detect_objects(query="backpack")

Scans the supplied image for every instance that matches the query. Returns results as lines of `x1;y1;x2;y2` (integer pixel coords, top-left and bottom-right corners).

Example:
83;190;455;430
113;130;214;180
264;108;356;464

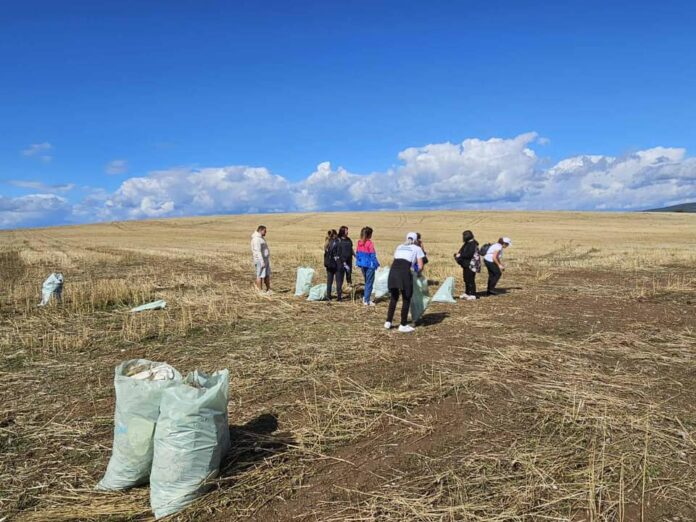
478;243;491;257
469;249;481;273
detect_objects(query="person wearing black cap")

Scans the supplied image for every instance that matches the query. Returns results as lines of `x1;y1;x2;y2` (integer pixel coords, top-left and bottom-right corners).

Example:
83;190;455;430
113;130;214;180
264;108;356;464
385;232;425;333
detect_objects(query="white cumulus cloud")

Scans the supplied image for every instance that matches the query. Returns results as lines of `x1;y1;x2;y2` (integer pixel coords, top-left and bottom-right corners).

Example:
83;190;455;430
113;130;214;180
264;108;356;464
3;132;696;229
538;147;696;210
99;165;293;221
0;194;71;228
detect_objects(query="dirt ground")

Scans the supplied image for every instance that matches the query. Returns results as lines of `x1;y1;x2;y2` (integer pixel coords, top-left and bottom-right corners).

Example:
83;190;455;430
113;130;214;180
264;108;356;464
1;211;695;521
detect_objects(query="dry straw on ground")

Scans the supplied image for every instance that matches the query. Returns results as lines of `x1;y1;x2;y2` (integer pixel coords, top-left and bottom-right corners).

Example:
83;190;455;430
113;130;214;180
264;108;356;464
1;210;695;521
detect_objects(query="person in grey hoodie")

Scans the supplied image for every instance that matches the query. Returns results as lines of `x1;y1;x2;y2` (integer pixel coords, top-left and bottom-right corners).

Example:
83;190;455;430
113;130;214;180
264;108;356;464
251;225;271;292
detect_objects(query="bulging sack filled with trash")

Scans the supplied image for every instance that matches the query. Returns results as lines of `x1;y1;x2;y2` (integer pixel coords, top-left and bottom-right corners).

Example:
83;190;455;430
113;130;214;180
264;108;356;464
431;276;456;303
410;274;431;323
294;267;315;296
150;370;230;519
307;283;328;301
38;272;64;306
97;359;181;491
373;267;390;299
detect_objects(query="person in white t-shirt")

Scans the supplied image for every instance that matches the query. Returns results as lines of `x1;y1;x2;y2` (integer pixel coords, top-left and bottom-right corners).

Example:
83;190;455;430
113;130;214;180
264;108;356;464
385;232;425;333
483;237;511;295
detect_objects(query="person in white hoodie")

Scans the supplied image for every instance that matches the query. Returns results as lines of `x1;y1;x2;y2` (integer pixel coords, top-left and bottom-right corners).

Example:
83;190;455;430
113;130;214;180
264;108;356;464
251;225;271;292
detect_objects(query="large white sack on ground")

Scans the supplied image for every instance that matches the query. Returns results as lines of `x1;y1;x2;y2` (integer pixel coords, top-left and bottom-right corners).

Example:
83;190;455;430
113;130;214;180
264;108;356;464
38;272;64;306
130;299;167;312
431;276;457;303
307;283;328;301
373;267;390;299
294;267;315;296
410;274;431;323
150;370;230;519
97;359;182;491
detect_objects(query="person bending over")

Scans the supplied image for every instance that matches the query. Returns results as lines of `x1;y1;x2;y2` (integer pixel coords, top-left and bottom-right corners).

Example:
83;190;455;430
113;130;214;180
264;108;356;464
484;237;511;296
385;232;425;333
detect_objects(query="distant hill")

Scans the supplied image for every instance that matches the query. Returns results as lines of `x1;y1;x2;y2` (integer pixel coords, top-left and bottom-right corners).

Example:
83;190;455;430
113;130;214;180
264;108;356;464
645;202;696;213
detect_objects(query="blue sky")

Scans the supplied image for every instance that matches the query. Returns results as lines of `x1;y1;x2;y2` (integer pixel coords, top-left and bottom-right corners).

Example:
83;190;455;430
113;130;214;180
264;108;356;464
2;0;696;227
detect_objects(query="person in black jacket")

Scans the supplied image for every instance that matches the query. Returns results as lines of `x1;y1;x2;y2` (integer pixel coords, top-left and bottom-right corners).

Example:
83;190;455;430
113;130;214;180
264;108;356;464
324;229;339;300
335;225;354;301
454;230;479;300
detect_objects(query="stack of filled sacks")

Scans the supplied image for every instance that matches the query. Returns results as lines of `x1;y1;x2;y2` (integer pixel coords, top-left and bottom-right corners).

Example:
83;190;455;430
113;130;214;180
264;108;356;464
97;359;230;519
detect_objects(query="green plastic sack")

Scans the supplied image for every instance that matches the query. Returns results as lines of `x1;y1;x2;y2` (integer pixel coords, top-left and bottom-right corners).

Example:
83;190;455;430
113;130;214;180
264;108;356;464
307;283;328;301
97;359;181;491
294;267;315;296
410;274;431;323
373;267;390;299
431;276;456;303
130;299;167;312
150;370;230;519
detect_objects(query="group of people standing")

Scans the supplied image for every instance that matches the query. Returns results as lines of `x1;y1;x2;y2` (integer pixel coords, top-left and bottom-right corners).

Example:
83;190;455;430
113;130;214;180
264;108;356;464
323;225;385;304
252;225;512;332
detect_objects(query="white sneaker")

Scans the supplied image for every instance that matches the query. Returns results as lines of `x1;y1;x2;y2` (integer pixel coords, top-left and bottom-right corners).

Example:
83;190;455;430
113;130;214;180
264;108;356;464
465;294;477;301
459;293;468;299
364;301;376;306
384;321;392;329
398;324;415;333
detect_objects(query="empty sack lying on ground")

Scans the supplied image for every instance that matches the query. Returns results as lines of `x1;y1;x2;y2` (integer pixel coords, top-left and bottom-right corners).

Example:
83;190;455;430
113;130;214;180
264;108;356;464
130;299;167;312
307;283;328;301
431;276;456;303
410;274;431;323
38;272;64;306
150;369;231;519
373;267;390;299
294;267;315;296
97;359;182;491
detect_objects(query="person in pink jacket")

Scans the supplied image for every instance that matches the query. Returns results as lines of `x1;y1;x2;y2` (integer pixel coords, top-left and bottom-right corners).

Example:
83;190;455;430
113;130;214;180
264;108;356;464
356;226;379;306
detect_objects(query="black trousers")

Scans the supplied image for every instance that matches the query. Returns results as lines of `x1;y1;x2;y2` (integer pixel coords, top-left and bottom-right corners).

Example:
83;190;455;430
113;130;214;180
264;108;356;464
336;264;347;300
485;261;502;293
387;287;413;326
463;267;477;296
326;269;336;299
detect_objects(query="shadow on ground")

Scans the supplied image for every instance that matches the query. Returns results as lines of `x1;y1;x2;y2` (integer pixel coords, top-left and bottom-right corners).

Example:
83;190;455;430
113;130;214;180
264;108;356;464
221;413;294;477
418;312;449;327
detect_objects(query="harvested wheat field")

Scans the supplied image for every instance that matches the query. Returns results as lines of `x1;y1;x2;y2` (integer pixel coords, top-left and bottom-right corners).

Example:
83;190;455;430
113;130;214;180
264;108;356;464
1;210;696;521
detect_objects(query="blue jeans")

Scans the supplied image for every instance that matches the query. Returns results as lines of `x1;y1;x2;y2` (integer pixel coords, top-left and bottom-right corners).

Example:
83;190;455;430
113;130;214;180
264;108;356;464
361;267;376;303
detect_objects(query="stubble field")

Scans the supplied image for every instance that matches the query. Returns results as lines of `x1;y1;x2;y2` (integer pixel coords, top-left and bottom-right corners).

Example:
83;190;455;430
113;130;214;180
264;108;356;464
1;210;696;522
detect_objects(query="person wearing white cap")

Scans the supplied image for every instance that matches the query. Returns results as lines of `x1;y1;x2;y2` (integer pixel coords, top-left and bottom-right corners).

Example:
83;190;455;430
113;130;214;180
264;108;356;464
483;236;511;296
384;232;425;333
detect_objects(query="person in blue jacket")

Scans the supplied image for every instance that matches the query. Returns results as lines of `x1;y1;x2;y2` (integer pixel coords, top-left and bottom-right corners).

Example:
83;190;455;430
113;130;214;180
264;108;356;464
355;226;379;306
